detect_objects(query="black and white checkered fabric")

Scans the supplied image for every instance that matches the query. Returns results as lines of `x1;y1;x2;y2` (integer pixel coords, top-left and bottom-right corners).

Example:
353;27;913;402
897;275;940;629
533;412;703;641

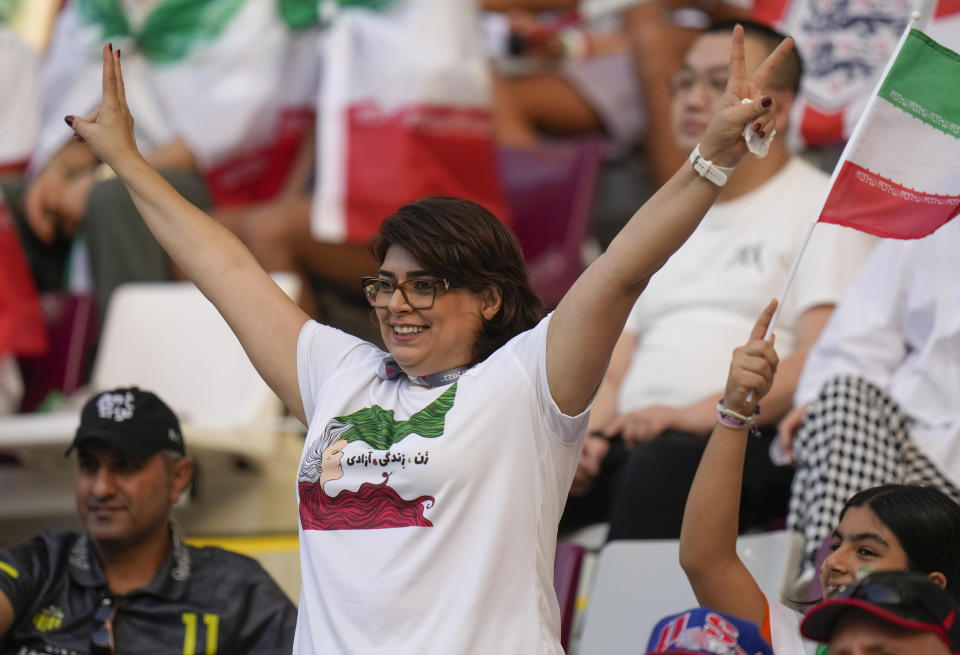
787;374;960;575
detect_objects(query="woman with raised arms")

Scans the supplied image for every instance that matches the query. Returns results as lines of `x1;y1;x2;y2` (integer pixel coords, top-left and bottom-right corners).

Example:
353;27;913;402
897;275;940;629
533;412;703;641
65;30;791;654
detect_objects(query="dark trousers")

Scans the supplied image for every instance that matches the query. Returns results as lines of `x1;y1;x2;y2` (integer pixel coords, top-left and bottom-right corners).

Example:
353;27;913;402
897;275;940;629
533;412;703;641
2;170;210;318
1;178;72;292
561;428;794;541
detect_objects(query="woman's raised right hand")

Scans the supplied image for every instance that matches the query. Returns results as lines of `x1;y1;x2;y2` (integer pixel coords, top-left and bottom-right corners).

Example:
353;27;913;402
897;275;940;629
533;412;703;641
64;44;141;171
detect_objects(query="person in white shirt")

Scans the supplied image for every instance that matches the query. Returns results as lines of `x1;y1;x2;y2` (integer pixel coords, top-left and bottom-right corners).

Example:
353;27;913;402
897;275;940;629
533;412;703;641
679;301;960;655
565;20;875;540
62;30;792;653
777;219;960;586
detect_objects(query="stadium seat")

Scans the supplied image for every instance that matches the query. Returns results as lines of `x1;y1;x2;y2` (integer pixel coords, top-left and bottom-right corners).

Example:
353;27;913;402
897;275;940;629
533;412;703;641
16;292;98;413
577;530;791;655
498;139;603;307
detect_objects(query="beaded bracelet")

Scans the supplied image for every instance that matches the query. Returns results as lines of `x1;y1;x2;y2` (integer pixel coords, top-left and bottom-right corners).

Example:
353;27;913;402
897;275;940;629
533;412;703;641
716;411;751;430
716;399;761;434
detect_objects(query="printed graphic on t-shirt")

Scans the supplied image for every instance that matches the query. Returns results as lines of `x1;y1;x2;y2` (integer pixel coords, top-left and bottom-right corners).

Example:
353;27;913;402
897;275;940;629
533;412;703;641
297;384;457;530
726;242;766;272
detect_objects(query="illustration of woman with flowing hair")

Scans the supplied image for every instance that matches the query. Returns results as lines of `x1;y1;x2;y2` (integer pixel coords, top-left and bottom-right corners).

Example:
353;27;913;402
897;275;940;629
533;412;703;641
297;384;455;530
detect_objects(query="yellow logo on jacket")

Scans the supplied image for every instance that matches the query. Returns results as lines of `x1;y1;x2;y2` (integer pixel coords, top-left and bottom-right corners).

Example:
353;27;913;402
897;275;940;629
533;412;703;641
32;605;63;632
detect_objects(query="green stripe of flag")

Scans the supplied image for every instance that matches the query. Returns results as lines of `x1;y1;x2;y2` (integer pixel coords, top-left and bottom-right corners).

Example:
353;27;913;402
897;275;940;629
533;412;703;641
879;29;960;140
280;0;400;27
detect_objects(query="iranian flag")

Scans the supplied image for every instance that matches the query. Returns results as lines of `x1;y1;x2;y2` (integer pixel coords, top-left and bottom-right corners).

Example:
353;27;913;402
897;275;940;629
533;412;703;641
312;0;508;243
818;28;960;238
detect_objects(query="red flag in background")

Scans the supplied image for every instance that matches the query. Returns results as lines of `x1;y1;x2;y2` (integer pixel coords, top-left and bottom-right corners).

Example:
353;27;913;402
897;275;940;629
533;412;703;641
0;194;47;358
753;0;960;148
312;0;509;244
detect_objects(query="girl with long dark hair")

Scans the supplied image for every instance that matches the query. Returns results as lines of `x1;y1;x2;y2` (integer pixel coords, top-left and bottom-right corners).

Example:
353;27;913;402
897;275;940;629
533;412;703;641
680;302;960;654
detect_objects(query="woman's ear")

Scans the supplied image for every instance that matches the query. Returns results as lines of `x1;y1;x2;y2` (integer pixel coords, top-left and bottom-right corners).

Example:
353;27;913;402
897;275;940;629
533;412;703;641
479;286;502;321
927;571;948;590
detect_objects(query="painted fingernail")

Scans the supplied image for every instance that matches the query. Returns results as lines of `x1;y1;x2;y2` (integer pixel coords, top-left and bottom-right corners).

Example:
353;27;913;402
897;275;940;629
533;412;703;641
116;49;121;58
759;129;766;138
64;116;74;127
108;42;113;52
761;96;772;108
752;122;762;132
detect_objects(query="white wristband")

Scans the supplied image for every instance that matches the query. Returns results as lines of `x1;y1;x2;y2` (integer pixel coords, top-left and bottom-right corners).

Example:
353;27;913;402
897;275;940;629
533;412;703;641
689;144;735;187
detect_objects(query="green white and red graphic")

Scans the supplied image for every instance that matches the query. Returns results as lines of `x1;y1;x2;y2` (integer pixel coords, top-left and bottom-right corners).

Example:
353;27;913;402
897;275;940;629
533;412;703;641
818;29;960;238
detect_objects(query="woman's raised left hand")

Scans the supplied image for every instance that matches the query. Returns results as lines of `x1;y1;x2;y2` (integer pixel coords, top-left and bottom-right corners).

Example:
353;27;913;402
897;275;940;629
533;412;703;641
699;25;794;168
723;299;779;418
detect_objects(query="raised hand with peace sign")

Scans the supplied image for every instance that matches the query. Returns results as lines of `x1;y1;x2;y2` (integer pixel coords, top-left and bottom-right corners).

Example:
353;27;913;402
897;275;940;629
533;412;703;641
698;24;794;168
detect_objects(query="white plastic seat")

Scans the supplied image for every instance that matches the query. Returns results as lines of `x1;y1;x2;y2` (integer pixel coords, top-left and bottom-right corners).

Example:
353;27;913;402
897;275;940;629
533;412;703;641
576;530;791;655
88;275;301;452
0;275;303;523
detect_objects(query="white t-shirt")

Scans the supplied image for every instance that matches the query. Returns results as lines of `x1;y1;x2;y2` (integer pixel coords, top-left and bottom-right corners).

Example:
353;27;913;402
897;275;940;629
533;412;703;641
618;158;875;411
764;593;822;655
293;315;587;654
794;219;960;486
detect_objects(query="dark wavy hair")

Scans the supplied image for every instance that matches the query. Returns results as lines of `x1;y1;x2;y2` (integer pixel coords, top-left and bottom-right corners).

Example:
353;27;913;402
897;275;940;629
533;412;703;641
372;196;545;364
841;484;960;601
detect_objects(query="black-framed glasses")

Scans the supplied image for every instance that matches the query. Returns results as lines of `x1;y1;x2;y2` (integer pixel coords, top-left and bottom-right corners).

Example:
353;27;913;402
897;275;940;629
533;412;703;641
90;596;118;655
361;277;452;309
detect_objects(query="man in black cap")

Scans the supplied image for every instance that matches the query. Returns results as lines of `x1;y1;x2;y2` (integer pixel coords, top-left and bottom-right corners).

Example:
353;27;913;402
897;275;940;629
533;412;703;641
802;570;960;655
0;387;297;654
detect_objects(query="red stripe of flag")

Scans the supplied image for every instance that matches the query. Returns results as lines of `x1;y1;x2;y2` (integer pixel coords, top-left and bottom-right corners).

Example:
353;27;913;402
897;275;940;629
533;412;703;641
752;0;792;27
934;0;960;18
819;161;960;238
800;105;847;147
345;103;509;243
0;202;48;357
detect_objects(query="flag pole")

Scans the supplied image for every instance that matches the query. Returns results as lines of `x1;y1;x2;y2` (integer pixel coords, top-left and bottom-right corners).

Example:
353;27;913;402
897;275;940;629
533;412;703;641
762;11;921;340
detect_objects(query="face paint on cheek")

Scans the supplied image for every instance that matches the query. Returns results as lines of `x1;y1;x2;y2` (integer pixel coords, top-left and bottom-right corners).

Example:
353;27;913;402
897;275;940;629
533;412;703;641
856;566;875;582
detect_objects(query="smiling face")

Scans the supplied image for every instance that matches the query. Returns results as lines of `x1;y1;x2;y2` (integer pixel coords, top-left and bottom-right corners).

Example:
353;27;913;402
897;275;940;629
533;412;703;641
74;443;191;552
820;506;911;598
669;32;776;153
374;245;500;378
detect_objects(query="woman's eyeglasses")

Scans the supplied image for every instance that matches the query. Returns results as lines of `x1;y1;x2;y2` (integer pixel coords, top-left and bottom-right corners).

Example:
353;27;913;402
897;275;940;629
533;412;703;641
361;277;452;309
90;596;118;655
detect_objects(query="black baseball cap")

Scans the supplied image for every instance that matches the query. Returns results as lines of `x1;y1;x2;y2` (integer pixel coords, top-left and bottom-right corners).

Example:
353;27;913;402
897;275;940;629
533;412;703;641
66;387;185;460
801;571;960;653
